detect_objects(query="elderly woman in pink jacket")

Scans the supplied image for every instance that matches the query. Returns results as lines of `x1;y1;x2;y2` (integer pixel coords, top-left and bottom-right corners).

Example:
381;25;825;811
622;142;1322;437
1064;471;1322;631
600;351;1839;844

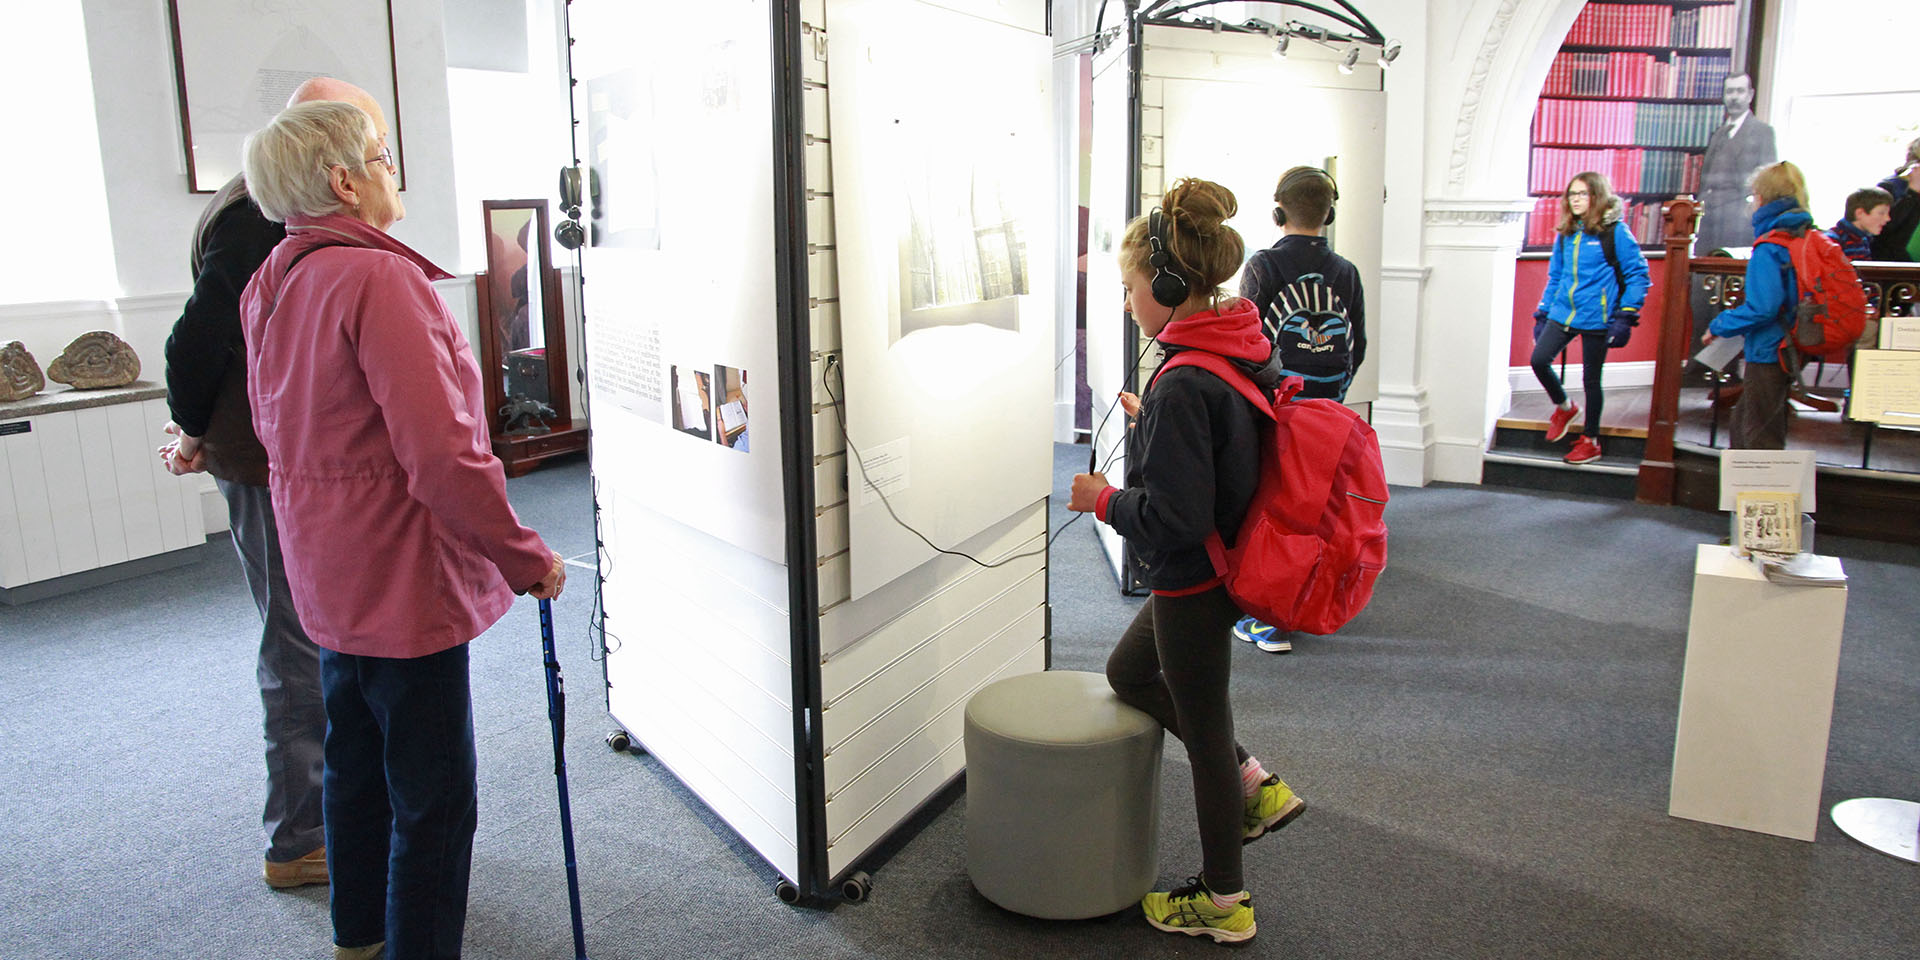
239;100;565;960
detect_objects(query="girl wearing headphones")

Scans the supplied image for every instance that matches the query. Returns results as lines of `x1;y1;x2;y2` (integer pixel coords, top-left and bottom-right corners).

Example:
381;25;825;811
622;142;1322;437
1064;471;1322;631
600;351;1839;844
1530;171;1650;464
1068;178;1298;944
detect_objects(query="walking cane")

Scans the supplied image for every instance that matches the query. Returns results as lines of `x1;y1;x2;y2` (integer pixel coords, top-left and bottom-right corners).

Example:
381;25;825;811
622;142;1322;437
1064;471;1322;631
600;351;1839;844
539;597;591;960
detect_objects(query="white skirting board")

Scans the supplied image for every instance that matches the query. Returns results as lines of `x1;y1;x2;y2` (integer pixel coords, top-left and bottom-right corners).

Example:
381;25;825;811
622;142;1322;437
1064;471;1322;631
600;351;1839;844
1509;360;1657;396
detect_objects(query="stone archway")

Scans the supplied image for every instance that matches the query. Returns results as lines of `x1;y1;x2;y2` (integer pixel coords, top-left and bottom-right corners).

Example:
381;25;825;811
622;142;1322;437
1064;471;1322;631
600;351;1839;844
1385;0;1594;485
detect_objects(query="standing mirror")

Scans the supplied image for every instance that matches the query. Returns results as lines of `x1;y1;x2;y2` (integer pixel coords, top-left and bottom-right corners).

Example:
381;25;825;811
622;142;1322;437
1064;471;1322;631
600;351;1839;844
476;199;588;475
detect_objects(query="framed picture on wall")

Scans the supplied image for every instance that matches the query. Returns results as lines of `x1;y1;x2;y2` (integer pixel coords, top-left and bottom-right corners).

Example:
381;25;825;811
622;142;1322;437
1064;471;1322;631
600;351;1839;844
165;0;405;193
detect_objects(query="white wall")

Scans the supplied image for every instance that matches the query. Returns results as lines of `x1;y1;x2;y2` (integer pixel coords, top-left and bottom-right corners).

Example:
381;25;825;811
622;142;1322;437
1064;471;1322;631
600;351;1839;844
17;0;578;534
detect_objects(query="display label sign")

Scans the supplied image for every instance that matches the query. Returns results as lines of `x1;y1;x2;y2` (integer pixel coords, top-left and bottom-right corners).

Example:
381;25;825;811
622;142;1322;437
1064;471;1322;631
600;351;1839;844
1718;449;1816;512
0;421;28;437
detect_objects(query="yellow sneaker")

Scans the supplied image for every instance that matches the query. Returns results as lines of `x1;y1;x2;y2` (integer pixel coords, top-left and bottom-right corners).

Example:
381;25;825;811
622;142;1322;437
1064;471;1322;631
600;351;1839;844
1141;877;1256;943
1243;774;1305;843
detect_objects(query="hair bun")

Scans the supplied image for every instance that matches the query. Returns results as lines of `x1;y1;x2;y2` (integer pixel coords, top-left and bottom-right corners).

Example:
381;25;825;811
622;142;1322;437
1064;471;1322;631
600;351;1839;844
1164;178;1237;236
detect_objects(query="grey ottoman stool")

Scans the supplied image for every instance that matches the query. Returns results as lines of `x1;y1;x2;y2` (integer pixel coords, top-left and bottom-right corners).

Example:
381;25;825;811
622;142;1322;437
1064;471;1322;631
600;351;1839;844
964;670;1163;919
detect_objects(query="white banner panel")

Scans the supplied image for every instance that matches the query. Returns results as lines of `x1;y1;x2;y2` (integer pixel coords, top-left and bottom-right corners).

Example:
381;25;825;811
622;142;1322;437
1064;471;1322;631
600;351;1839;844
573;0;787;564
826;0;1055;600
1085;43;1133;585
573;0;798;883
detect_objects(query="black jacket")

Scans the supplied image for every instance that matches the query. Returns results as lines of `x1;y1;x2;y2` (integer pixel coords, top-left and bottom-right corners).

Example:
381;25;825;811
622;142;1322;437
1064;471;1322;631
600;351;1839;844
164;175;285;484
1239;234;1367;376
1104;298;1283;593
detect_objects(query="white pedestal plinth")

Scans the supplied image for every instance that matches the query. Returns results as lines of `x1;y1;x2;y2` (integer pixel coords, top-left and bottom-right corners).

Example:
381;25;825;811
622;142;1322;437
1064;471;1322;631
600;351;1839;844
1669;544;1848;841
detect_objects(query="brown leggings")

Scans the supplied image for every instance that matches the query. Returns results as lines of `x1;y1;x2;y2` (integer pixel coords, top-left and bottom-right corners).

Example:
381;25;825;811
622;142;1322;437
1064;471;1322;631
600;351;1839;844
1106;586;1252;894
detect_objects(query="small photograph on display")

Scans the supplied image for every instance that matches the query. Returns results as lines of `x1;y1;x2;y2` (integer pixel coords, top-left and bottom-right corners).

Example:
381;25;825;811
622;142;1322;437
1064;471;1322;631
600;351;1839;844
586;68;662;249
895;152;1031;339
670;364;713;441
713;365;750;453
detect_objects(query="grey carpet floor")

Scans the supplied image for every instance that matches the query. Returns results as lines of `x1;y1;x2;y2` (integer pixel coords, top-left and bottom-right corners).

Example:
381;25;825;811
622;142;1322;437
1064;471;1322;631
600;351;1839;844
1;445;1915;959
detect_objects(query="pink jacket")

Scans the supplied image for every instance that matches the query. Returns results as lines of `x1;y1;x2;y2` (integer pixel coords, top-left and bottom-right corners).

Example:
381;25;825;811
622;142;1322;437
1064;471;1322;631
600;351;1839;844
240;215;551;658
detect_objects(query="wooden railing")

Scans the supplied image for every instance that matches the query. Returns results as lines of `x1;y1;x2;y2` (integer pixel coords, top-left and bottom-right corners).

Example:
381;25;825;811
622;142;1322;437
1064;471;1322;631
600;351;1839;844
1639;198;1920;502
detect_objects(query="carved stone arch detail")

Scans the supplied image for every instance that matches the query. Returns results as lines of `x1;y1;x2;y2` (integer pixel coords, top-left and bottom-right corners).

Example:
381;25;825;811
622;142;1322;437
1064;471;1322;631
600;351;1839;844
1444;0;1588;197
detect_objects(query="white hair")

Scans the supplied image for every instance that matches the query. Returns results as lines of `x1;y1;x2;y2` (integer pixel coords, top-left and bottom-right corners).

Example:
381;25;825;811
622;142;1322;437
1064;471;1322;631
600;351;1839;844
242;101;376;222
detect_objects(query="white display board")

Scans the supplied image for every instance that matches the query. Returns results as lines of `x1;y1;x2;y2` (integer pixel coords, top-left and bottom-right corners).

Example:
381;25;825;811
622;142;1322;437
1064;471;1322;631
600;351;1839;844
1146;25;1386;407
574;0;787;565
1084;43;1135;586
826;0;1056;601
572;0;800;883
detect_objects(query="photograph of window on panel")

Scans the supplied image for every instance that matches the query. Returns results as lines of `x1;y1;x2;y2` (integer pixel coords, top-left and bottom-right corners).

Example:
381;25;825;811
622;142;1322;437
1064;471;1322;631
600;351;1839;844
1524;1;1741;251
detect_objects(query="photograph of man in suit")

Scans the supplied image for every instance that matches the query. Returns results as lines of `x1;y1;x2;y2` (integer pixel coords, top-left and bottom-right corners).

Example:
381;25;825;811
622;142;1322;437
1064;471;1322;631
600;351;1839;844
1688;74;1779;371
1696;74;1778;256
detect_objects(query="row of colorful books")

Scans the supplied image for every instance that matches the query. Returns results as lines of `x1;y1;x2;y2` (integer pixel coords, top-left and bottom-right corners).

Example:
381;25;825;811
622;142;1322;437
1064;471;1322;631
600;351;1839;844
1524;196;1668;249
1529;146;1704;196
1543;51;1732;101
1563;2;1738;49
1533;100;1723;149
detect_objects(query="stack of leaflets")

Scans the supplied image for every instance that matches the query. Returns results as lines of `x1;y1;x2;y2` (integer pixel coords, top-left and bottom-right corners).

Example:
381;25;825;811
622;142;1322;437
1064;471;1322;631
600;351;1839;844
1749;551;1847;587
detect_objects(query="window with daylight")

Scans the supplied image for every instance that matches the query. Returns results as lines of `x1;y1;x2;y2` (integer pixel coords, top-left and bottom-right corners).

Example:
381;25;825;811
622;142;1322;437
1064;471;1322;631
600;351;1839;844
1;1;119;305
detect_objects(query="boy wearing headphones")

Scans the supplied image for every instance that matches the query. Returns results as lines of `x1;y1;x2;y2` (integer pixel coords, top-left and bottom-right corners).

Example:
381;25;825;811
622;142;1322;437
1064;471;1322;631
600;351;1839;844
1233;166;1365;656
1240;166;1366;403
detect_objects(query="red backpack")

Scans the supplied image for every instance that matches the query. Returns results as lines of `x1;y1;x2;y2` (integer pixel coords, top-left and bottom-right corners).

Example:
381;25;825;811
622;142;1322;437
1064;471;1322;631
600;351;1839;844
1151;352;1389;635
1755;227;1868;361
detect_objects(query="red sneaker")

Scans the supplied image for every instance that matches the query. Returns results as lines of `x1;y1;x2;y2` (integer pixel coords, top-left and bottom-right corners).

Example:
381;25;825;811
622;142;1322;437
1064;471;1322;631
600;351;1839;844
1565;435;1602;464
1546;404;1580;442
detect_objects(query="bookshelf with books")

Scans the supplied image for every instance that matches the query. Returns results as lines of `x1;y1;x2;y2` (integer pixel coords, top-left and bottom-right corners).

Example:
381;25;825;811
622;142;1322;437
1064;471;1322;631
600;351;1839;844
1524;1;1741;251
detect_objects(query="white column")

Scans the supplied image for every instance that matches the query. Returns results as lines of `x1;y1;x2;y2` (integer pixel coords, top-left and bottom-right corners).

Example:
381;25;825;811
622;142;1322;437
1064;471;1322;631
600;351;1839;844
1373;265;1434;484
1419;198;1533;483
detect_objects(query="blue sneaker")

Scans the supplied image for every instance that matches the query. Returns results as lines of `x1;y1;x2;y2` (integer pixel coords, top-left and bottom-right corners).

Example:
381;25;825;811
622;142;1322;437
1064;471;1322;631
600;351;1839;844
1232;616;1292;654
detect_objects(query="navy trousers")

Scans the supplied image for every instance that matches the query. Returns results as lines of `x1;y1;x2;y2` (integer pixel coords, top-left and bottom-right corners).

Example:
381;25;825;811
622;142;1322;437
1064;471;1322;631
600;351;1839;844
320;643;478;960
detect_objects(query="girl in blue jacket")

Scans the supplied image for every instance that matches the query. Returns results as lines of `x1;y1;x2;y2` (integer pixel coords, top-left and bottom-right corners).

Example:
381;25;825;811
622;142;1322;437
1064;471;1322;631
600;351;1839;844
1530;172;1650;464
1703;162;1812;450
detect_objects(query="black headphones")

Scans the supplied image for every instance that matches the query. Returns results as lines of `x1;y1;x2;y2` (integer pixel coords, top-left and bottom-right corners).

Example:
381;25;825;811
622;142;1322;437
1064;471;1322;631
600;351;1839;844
1272;166;1339;228
1146;208;1191;308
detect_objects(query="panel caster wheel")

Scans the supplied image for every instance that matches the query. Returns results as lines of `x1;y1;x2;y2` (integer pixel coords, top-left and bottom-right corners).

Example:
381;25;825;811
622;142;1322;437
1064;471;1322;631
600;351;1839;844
774;879;801;904
840;871;872;903
605;730;632;753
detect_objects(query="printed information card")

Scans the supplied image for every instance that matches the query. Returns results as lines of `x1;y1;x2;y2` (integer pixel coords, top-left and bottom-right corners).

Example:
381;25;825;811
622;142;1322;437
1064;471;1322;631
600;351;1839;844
1718;449;1816;512
1847;349;1920;425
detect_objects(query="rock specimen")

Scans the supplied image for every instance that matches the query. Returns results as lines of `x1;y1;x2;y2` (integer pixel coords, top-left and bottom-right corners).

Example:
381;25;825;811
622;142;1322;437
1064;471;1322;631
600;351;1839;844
46;331;141;390
2;340;45;401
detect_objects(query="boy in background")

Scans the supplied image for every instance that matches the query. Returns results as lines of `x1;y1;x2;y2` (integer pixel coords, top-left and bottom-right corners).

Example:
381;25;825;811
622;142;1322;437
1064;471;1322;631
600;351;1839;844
1240;166;1366;403
1828;185;1892;261
1233;166;1365;655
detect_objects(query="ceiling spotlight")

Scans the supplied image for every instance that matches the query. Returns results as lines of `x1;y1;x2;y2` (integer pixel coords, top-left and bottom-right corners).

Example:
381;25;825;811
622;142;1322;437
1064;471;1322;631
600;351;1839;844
1338;44;1360;74
1273;33;1290;59
1378;40;1402;68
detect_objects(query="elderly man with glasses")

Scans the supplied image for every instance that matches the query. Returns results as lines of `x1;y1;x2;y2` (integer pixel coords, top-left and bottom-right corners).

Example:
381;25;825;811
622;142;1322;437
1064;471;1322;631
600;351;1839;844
159;77;396;897
236;99;566;960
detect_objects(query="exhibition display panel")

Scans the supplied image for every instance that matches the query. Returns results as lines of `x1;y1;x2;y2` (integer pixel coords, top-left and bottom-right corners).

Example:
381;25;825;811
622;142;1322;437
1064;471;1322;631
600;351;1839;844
569;0;1053;903
1084;14;1388;590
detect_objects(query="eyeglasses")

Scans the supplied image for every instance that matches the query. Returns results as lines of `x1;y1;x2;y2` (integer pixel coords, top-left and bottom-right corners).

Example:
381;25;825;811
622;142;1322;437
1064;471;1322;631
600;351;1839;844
1565;189;1590;198
336;148;395;176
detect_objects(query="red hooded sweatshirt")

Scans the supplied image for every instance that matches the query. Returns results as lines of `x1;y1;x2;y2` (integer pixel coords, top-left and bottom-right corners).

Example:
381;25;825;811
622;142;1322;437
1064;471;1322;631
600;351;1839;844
1095;297;1282;594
